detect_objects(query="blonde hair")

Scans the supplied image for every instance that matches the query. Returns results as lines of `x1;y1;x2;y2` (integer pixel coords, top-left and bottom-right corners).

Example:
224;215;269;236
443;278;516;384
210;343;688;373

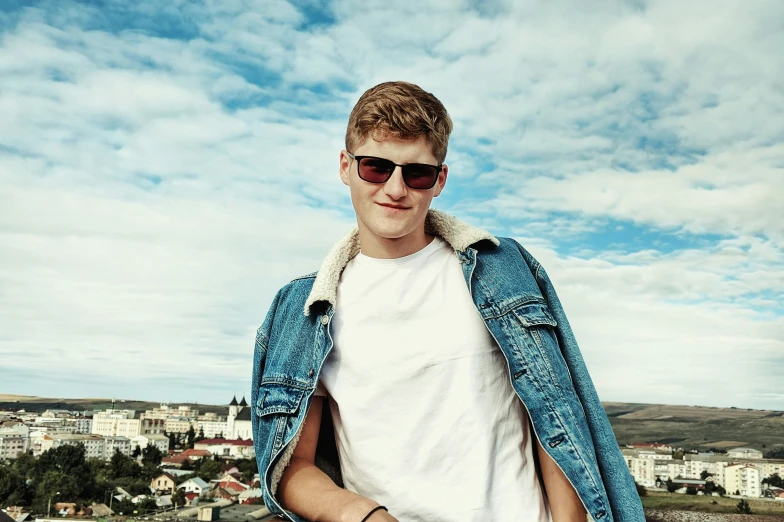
345;81;453;163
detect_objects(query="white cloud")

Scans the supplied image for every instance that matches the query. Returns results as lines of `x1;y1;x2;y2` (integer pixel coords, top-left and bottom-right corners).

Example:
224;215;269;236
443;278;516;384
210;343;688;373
0;0;781;409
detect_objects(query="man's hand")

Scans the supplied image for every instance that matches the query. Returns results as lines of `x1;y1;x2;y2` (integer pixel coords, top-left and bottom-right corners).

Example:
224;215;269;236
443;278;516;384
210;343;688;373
278;396;396;522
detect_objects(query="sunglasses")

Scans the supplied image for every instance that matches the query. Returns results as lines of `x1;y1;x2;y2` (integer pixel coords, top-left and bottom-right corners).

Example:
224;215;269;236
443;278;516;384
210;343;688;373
347;152;442;190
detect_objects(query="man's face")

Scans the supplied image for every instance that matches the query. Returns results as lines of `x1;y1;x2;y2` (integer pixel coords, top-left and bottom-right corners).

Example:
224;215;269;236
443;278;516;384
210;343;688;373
339;135;448;248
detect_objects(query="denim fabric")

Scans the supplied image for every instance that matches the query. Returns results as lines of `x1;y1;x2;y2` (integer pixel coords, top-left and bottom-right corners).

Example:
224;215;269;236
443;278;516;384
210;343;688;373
251;237;645;522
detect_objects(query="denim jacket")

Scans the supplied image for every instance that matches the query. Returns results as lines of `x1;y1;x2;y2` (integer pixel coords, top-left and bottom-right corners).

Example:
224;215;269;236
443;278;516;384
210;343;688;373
251;209;644;522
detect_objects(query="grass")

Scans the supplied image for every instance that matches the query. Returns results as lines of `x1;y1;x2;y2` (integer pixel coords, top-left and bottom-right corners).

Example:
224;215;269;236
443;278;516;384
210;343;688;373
604;402;784;452
642;491;784;514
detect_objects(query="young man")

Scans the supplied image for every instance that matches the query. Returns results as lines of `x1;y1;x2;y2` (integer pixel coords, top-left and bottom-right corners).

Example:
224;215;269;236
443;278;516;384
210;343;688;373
251;82;645;522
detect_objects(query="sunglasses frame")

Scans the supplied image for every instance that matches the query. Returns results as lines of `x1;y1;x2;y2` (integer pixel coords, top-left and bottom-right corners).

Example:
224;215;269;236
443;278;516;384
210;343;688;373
347;152;443;190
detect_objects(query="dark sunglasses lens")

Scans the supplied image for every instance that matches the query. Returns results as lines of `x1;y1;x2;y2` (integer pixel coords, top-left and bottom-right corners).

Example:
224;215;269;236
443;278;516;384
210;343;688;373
403;164;439;189
358;157;394;183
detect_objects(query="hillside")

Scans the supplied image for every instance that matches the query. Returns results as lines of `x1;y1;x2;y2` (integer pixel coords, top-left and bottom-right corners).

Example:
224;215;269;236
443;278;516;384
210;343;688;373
604;402;784;453
2;395;783;453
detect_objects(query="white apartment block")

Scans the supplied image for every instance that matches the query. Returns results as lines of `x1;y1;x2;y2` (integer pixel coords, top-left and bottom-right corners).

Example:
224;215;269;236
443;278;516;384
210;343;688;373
197;416;228;439
725;464;762;497
92;410;141;438
43;433;106;460
0;430;29;459
625;456;657;487
142;404;199;421
141;418;166;435
73;417;93;434
131;434;169;455
104;436;132;459
164;417;195;434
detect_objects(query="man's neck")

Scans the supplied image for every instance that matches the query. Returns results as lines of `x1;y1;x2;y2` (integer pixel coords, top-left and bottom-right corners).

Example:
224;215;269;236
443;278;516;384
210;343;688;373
357;226;435;260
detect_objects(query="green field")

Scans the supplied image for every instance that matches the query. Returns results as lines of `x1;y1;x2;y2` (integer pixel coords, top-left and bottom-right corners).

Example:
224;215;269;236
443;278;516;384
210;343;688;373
604;402;784;453
642;491;784;515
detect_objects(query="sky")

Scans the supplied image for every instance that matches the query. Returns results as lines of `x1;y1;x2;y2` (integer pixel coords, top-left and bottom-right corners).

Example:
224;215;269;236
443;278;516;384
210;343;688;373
0;0;782;411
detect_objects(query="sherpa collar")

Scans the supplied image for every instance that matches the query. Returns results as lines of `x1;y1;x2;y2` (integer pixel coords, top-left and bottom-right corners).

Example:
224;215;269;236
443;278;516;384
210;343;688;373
303;209;500;315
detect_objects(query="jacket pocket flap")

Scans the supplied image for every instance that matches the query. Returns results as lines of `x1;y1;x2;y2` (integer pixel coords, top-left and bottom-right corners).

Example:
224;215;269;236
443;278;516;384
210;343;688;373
256;382;306;416
513;302;558;328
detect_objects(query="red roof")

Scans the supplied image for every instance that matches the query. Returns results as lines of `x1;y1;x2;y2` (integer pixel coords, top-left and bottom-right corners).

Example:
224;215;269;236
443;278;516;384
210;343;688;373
180;449;212;458
218;481;245;493
184;492;199;500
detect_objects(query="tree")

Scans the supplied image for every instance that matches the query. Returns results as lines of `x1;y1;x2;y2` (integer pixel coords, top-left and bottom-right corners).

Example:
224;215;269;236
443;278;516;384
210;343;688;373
34;444;93;499
135;496;159;515
762;473;783;488
0;462;32;507
181;459;193;471
33;471;79;514
765;447;784;459
109;449;142;479
141;444;164;466
185;426;196;449
172;488;187;507
736;498;752;514
196;427;205;442
700;470;714;480
666;478;678;493
686;487;698;495
198;459;222;481
167;432;177;451
131;445;142;459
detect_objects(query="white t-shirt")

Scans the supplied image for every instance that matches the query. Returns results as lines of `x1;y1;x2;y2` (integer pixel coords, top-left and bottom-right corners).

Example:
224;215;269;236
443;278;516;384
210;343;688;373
315;237;552;522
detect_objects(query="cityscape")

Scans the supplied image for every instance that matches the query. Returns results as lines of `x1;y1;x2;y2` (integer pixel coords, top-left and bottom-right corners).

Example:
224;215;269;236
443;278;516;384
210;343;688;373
2;397;784;520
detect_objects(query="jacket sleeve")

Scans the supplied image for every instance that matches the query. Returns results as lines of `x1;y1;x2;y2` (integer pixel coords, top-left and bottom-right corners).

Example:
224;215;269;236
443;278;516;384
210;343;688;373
514;242;645;521
251;290;281;471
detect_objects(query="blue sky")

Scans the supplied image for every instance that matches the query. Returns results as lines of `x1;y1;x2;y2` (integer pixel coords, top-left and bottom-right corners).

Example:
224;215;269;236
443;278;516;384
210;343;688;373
0;0;782;410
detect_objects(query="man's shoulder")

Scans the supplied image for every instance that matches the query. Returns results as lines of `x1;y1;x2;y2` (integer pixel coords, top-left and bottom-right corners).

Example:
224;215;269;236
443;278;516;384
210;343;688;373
476;236;541;274
275;271;318;303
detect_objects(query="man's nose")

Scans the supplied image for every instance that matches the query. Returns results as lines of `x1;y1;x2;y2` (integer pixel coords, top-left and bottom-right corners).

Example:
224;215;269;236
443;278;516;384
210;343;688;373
383;166;408;199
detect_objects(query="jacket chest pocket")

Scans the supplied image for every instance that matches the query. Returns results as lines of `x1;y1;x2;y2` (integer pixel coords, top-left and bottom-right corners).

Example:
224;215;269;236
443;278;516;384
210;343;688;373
256;382;307;453
510;302;568;394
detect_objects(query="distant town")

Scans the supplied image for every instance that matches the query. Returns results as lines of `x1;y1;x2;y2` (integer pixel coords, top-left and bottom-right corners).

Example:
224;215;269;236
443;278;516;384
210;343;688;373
0;396;269;521
1;398;784;521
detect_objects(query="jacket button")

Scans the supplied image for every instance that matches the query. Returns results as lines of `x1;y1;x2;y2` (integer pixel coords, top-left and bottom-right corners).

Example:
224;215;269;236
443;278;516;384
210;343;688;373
320;315;329;325
308;369;314;378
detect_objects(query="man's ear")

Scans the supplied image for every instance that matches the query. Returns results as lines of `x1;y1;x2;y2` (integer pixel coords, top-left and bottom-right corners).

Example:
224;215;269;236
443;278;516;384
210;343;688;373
339;150;351;187
433;163;448;197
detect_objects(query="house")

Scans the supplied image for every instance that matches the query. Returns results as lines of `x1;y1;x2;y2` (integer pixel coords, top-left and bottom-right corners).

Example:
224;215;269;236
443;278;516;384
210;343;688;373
151;472;176;494
237;488;263;504
184;492;200;506
162;448;212;467
53;503;78;517
213;488;236;501
177;477;210;497
669;478;707;494
194;438;255;459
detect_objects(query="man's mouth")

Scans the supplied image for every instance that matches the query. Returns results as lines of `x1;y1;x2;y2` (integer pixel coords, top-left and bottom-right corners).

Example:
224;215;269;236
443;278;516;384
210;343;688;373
377;203;408;210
